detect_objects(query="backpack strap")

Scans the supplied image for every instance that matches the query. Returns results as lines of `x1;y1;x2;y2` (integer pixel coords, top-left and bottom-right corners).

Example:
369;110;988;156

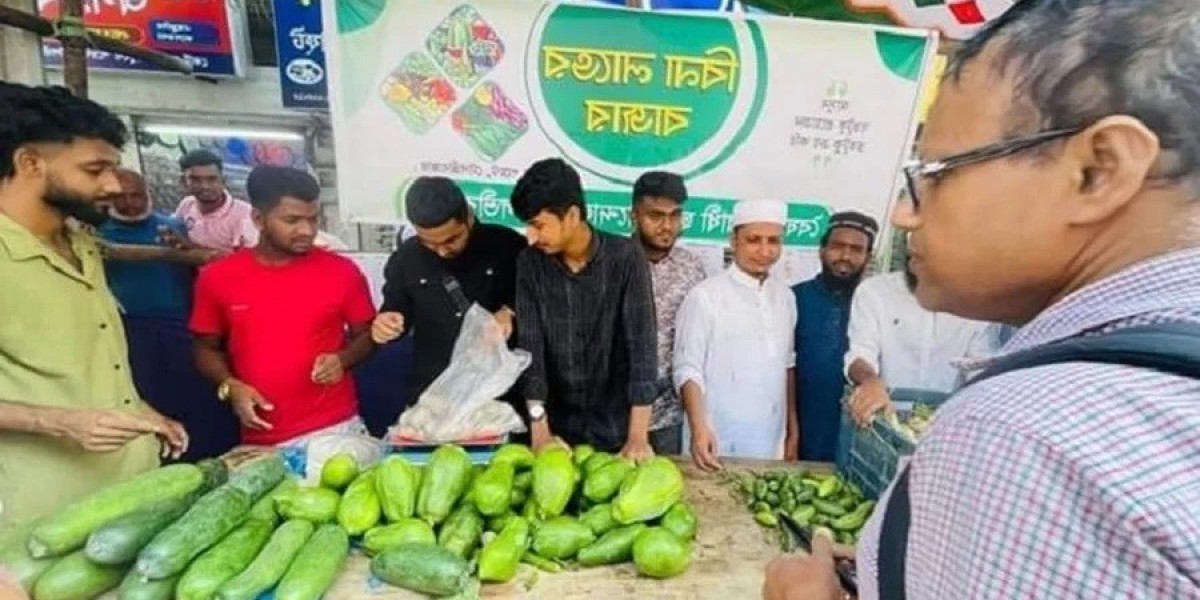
876;322;1200;600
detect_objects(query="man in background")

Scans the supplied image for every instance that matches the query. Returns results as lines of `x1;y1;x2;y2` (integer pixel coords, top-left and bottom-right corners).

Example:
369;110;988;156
172;149;257;253
0;83;186;531
631;171;706;455
844;257;997;425
191;165;376;447
674;200;797;468
98;169;237;459
510;158;658;460
371;176;525;414
792;211;877;461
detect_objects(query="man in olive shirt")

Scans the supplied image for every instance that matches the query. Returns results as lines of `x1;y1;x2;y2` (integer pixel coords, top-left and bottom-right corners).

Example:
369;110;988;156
0;84;187;531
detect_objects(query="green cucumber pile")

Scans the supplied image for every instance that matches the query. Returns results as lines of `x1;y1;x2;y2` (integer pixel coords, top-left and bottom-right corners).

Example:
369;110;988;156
1;444;699;600
0;456;344;600
724;470;875;548
366;443;698;597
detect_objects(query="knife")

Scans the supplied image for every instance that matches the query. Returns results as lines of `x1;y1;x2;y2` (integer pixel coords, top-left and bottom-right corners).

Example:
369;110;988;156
777;510;858;596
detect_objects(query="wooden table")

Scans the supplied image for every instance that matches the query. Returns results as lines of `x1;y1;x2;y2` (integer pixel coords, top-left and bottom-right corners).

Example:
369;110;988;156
323;458;832;600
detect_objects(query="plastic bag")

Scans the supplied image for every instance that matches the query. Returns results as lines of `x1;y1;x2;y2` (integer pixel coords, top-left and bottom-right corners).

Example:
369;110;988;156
390;304;529;443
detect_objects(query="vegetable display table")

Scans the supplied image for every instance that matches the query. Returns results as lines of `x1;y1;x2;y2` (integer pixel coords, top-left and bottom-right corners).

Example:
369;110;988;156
320;458;832;600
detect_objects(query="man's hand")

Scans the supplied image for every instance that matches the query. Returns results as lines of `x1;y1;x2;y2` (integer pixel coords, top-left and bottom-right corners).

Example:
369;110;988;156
157;226;196;250
46;408;162;453
849;377;892;426
142;408;189;459
762;528;843;600
493;308;515;341
784;432;799;462
311;353;345;385
689;420;722;472
371;312;405;344
228;381;274;431
529;421;569;453
619;436;655;463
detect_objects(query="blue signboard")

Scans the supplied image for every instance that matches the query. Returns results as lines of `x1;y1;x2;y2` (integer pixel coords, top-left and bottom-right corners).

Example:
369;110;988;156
273;0;328;110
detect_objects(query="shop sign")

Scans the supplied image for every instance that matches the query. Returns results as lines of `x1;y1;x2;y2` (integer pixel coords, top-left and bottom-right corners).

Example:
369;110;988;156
273;0;328;110
37;0;247;77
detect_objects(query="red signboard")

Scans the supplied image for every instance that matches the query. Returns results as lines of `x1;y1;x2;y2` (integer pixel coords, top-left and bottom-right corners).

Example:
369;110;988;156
37;0;244;77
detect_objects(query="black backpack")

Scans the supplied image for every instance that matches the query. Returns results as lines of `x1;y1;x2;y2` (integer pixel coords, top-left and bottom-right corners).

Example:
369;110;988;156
877;322;1200;600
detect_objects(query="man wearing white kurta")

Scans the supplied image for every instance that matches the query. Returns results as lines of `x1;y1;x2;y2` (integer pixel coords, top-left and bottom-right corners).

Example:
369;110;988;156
844;262;999;424
673;199;798;469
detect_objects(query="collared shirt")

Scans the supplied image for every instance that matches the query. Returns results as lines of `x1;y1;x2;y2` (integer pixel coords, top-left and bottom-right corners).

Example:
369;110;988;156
98;213;194;319
515;228;658;452
174;192;258;252
647;245;706;431
792;276;854;461
380;223;526;400
844;271;996;394
0;214;158;530
673;266;797;459
856;248;1200;600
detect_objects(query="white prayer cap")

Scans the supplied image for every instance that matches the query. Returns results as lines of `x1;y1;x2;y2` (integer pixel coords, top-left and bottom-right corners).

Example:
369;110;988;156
732;199;788;227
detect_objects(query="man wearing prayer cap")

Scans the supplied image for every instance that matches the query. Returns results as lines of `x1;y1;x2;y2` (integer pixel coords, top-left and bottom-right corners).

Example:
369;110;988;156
791;209;878;461
673;199;799;469
372;176;526;409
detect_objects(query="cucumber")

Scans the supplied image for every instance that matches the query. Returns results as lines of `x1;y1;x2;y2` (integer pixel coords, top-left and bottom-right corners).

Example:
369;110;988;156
136;485;253;579
247;479;297;525
274;524;349;600
29;464;205;558
90;459;232;565
226;456;286;501
216;519;313;600
32;550;126;600
369;543;471;597
175;518;274;600
85;495;194;566
0;523;55;592
117;570;179;600
196;459;230;491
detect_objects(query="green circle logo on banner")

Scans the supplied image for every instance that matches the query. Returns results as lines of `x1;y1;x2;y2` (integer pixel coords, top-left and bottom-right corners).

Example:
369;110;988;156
525;3;768;185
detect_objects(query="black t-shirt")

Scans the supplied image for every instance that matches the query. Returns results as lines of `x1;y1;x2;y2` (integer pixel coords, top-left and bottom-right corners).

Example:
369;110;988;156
380;223;526;398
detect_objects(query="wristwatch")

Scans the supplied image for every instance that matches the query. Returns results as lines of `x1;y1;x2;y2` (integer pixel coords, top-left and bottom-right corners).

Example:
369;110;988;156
527;402;546;422
217;379;234;403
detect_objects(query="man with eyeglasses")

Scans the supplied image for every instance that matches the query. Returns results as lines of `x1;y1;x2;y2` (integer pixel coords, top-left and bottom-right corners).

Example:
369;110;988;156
371;177;526;412
764;1;1200;598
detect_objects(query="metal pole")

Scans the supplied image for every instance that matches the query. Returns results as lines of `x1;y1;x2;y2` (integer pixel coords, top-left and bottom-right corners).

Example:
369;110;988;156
59;0;86;97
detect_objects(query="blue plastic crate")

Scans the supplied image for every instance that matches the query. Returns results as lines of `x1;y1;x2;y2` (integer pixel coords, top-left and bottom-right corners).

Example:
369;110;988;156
835;387;949;500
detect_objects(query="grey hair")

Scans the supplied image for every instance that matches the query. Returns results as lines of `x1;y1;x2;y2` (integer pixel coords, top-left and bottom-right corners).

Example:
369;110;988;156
948;0;1200;194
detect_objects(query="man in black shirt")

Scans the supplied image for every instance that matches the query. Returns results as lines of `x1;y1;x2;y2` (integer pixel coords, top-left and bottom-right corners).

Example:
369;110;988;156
510;158;658;460
372;177;526;406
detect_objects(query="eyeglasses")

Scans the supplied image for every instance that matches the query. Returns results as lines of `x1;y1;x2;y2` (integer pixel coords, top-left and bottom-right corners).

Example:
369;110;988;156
902;127;1084;211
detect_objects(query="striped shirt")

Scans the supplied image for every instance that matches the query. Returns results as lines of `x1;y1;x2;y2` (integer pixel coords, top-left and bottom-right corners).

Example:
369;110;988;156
856;248;1200;599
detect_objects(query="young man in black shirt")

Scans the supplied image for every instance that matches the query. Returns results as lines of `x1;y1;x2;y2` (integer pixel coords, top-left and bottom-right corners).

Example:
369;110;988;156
509;158;658;461
372;177;526;406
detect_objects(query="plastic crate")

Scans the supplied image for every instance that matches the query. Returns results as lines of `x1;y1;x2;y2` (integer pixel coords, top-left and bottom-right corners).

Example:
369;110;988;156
835;387;949;500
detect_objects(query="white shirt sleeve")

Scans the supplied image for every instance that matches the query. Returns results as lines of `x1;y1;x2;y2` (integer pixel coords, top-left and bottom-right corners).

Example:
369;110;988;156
673;286;711;395
844;277;884;381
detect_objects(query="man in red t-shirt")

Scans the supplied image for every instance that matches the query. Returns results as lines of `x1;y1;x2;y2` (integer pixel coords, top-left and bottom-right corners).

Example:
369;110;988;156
190;166;376;446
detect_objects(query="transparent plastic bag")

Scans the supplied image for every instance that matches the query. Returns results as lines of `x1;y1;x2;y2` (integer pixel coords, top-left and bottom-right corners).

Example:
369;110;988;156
390;304;530;443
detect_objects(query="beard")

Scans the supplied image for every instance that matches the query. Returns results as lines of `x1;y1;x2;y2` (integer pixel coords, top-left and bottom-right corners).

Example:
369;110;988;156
819;266;863;296
45;181;108;227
